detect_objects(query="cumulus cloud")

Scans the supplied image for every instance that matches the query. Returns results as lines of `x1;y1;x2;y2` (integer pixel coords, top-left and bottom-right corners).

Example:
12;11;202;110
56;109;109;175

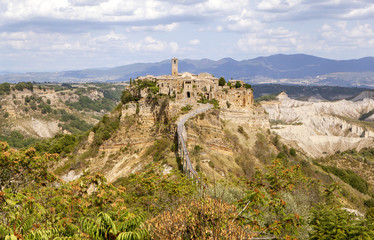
320;21;374;48
1;0;374;71
342;3;374;19
256;0;302;12
0;30;177;53
189;39;200;45
126;23;179;32
237;26;308;54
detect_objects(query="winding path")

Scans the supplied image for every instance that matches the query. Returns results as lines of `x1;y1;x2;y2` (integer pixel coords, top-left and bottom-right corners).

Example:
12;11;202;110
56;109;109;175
176;104;213;181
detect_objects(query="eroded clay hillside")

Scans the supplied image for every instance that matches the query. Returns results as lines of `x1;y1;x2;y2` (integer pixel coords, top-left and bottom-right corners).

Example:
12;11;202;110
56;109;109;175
0;82;125;148
261;92;374;157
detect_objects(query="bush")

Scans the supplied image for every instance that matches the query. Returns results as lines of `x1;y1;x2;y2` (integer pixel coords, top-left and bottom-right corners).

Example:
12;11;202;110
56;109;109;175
237;125;248;139
3;112;9;118
149;87;159;94
15;82;33;91
316;163;369;194
66;95;113;112
255;94;278;103
121;90;135;104
310;206;374;239
364;198;374;208
219;77;226;86
181;105;192;113
290;147;297;156
136;102;140;114
235;81;242;88
38;102;52;114
30;101;37;110
91;111;122;148
61;119;92;134
0;82;11;95
144;138;171;162
244;83;252;89
0;131;38;149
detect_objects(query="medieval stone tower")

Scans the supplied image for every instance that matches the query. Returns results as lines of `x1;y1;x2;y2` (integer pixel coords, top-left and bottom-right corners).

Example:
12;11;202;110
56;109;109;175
172;57;178;76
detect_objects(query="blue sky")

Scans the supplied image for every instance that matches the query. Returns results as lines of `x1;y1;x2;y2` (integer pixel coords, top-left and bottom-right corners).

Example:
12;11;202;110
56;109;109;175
0;0;374;72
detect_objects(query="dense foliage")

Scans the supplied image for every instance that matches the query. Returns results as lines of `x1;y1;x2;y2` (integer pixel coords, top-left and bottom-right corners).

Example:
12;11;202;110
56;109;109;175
314;162;369;194
0;83;10;95
255;94;278;103
66;95;114;112
14;82;33;91
0;131;38;149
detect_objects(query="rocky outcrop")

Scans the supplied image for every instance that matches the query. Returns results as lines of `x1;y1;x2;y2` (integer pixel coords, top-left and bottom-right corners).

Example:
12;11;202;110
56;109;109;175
262;93;374;157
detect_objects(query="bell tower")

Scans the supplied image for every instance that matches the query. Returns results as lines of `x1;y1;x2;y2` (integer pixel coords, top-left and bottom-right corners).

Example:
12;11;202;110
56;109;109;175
171;57;178;76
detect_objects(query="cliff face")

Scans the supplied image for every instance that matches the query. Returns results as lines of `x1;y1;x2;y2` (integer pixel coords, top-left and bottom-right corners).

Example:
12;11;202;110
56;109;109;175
72;96;179;182
62;92;271;182
261;93;374;157
182;104;271;180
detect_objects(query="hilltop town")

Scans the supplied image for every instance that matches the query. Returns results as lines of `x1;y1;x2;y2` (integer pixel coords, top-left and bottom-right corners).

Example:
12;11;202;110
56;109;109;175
136;58;254;109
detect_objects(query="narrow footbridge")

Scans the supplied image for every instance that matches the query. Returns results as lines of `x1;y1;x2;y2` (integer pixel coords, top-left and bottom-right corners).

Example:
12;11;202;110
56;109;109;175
176;104;213;181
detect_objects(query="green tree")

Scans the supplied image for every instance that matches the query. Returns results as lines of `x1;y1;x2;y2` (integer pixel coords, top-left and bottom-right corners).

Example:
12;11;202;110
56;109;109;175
0;83;11;95
218;77;226;86
244;83;252;89
121;90;134;104
235;81;242;88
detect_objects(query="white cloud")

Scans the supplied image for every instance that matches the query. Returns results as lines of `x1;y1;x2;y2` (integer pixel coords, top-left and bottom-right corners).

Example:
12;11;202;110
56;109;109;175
0;31;176;53
237;26;323;54
216;25;223;32
226;9;263;32
126;23;179;32
319;21;374;49
170;42;179;52
257;0;301;12
189;39;200;45
342;3;374;19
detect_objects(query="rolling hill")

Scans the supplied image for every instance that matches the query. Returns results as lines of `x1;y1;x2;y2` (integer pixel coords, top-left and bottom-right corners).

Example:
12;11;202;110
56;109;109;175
1;54;374;87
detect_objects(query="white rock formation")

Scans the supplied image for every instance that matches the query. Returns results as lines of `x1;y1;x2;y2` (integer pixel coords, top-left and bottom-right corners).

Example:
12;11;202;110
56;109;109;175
262;93;374;157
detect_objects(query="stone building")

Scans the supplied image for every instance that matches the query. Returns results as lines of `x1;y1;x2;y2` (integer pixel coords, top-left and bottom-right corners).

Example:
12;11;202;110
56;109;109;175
136;58;254;108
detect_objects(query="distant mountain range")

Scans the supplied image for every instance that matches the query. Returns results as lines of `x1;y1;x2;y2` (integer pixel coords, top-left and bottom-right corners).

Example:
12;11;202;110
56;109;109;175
1;54;374;88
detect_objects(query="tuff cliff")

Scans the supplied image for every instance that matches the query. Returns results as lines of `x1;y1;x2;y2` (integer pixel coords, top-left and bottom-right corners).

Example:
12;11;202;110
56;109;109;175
59;85;270;182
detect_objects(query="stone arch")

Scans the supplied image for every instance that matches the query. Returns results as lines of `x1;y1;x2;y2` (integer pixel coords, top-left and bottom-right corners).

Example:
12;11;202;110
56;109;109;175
187;91;191;98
